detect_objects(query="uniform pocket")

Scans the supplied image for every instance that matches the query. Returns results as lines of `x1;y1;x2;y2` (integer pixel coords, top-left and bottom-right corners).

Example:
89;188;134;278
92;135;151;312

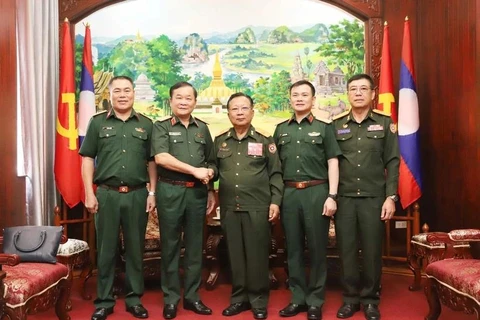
217;149;234;171
131;129;148;154
98;128;117;151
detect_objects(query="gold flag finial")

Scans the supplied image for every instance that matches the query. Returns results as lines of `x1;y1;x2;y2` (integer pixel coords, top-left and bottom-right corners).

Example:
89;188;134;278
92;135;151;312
384;21;388;26
405;16;409;21
64;17;69;22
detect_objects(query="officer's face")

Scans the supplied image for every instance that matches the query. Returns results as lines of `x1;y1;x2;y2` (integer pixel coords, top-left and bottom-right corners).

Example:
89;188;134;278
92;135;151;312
109;79;135;113
290;84;315;114
347;79;375;109
227;96;254;128
170;86;196;118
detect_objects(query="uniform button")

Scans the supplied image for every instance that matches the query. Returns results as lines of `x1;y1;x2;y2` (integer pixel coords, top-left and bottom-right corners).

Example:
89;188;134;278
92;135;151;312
123;134;126;137
174;140;177;143
122;166;125;169
342;138;345;140
188;141;191;144
238;152;241;155
106;134;109;137
236;196;239;199
235;185;238;187
238;141;241;144
299;127;302;130
190;155;193;157
357;192;360;195
359;124;361;127
311;140;315;143
236;173;239;176
237;163;240;165
357;189;360;191
122;149;126;153
358;137;361;140
357;164;361;167
120;181;124;184
358;150;361;153
374;135;377;138
357;178;360;181
296;169;300;172
296;155;299;158
297;141;300;143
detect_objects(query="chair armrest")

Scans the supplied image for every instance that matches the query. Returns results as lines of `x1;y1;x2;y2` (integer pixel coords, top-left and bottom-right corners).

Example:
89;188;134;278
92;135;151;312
449;229;480;241
0;253;21;267
427;229;480;259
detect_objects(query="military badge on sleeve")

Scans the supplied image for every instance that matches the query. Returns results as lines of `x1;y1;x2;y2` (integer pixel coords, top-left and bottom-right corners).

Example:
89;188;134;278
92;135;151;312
268;143;277;154
390;123;397;133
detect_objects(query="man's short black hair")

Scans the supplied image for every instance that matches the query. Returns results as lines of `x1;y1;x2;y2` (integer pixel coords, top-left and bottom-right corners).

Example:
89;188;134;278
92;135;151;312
108;75;134;89
346;73;375;89
226;92;254;110
169;81;198;99
289;80;315;95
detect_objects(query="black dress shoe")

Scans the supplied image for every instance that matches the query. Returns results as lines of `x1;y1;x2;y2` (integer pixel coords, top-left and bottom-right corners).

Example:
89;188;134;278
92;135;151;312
91;307;114;320
279;303;308;317
126;304;149;319
337;303;360;318
183;300;212;315
252;308;268;319
363;304;380;320
307;306;322;320
163;304;177;319
222;302;251;316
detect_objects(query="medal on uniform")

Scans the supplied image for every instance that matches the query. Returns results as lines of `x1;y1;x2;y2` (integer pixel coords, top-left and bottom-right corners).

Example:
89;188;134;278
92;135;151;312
343;123;348;128
268;143;277;154
221;142;227;148
248;142;263;156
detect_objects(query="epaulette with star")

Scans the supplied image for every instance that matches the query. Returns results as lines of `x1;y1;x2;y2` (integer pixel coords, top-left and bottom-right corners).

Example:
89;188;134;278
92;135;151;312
93;110;107;117
314;116;332;124
156;115;172;122
255;127;273;138
215;128;230;137
332;110;349;121
372;108;390;117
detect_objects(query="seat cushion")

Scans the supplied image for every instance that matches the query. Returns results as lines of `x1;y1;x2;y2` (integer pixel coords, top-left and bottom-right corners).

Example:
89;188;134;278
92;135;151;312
57;238;89;256
411;232;469;249
426;259;480;305
3;262;69;308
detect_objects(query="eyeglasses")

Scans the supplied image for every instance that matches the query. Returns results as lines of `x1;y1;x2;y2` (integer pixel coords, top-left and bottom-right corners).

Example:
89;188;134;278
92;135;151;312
229;107;252;113
348;87;372;94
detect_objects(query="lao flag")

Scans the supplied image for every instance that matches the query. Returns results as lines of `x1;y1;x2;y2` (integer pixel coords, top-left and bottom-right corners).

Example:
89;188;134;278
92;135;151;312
398;17;422;209
78;24;96;145
54;19;83;208
377;22;397;124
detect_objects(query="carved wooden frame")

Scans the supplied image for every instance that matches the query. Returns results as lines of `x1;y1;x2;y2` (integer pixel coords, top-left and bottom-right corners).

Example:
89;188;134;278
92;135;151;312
58;0;383;85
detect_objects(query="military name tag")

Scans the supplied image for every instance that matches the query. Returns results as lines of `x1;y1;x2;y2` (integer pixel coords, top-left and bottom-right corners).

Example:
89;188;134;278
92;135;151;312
337;128;351;134
367;124;383;131
135;127;145;133
168;132;181;136
308;132;321;136
247;142;263;156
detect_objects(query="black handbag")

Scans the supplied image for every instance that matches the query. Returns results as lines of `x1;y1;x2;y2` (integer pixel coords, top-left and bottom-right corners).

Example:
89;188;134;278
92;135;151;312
2;226;63;263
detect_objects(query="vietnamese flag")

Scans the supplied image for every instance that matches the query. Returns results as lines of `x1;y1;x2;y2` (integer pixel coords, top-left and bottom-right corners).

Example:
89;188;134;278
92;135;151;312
377;21;397;124
54;18;83;208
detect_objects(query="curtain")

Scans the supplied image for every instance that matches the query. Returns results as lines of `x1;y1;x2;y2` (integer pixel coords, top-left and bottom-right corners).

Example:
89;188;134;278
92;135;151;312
16;0;59;225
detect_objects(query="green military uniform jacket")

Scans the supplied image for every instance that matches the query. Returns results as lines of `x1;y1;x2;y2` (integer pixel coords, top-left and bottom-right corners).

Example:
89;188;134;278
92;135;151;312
214;126;284;211
79;109;153;186
273;113;342;180
333;109;400;197
151;115;216;181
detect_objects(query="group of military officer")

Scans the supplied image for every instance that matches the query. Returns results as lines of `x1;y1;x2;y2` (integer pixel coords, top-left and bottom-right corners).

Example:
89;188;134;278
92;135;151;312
80;73;399;320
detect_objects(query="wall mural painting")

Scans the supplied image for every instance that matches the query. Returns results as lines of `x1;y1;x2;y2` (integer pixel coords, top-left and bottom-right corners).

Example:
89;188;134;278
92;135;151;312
76;0;365;136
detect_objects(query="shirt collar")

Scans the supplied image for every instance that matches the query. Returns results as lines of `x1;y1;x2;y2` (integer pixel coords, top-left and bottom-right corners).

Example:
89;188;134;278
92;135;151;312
106;108;139;120
170;115;199;127
287;112;314;124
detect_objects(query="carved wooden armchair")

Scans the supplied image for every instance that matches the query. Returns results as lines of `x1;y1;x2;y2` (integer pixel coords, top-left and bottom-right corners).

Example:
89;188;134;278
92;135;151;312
424;229;480;320
0;235;71;320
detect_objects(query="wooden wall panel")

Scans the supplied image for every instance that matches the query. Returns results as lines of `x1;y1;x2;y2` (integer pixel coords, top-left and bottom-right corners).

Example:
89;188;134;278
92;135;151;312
0;0;26;229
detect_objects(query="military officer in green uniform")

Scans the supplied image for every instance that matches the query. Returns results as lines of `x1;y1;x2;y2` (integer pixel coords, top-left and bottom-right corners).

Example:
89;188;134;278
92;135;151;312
215;93;284;320
274;80;342;320
333;74;399;320
80;76;157;320
151;82;216;320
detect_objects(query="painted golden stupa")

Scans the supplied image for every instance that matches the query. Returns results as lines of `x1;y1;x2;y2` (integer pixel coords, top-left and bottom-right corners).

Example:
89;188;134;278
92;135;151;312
197;53;234;111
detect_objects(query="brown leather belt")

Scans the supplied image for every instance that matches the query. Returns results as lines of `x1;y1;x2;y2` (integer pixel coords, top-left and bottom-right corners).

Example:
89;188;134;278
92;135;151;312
99;184;145;193
158;177;201;188
284;179;327;189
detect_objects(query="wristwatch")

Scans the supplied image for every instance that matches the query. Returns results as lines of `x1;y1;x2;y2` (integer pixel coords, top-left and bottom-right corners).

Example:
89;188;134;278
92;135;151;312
328;193;338;201
148;191;156;196
388;194;399;202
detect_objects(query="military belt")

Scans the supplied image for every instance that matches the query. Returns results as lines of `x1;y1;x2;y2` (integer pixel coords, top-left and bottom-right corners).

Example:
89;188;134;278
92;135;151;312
284;179;327;189
158;177;202;188
99;184;146;193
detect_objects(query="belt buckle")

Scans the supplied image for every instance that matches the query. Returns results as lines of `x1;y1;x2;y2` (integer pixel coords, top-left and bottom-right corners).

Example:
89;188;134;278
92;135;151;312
119;186;129;193
297;182;306;189
185;182;195;188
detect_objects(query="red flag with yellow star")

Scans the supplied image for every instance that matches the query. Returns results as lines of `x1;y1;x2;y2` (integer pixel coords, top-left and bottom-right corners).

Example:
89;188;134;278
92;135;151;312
377;21;397;124
54;19;83;208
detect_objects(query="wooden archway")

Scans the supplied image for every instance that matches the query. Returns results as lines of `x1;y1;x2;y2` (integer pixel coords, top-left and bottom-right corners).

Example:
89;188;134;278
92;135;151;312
58;0;383;84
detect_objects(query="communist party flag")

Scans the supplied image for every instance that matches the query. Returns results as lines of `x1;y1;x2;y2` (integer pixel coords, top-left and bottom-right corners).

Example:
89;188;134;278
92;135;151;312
377;21;397;124
398;17;422;209
54;19;83;208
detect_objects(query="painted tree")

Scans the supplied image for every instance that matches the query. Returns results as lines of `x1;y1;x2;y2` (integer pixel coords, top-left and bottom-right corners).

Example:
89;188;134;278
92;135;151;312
146;35;188;112
315;19;364;78
224;73;253;96
268;70;291;112
191;72;212;92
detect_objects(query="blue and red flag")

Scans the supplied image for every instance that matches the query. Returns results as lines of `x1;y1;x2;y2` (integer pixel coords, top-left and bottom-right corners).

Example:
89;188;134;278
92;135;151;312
54;19;83;208
78;23;96;146
398;17;422;209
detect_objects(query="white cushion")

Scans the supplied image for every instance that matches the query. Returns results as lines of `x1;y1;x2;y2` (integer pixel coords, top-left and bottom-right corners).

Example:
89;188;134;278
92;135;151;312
57;239;89;256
